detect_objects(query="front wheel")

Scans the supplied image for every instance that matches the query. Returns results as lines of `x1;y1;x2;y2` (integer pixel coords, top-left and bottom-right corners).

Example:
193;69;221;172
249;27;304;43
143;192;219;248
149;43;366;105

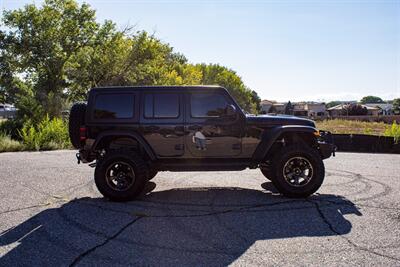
270;145;325;198
94;150;148;202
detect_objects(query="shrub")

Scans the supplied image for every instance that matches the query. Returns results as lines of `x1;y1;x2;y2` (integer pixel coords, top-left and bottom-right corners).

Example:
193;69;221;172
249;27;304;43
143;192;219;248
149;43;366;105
0;134;25;152
0;119;24;140
19;115;71;151
384;122;400;144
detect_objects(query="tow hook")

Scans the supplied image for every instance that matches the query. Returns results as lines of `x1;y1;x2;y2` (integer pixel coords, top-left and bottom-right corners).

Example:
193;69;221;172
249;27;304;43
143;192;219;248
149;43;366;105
76;153;81;164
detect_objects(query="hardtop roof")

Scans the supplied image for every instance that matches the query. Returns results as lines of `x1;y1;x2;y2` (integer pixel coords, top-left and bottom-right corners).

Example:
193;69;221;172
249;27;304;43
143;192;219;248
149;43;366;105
90;85;226;92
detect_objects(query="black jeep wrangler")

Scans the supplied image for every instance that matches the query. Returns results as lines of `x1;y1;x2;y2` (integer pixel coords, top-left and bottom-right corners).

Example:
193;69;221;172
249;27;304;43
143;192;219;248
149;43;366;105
69;86;335;201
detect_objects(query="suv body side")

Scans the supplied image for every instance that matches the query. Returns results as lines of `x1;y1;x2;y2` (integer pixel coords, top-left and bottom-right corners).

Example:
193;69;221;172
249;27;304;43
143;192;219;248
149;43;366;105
82;86;332;171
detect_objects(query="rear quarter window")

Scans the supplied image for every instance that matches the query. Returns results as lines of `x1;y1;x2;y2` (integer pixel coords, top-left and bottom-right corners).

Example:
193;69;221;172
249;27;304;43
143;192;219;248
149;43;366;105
93;93;135;119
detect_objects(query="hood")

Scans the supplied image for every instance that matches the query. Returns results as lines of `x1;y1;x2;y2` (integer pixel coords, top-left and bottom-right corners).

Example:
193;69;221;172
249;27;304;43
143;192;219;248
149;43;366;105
246;114;315;128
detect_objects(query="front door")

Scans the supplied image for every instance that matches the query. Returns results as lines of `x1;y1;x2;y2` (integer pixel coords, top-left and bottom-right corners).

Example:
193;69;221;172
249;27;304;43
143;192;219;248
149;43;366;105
185;90;243;157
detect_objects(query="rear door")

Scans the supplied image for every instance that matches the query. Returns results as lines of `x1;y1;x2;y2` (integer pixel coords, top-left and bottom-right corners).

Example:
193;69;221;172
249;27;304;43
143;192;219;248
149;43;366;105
185;89;243;157
140;90;185;157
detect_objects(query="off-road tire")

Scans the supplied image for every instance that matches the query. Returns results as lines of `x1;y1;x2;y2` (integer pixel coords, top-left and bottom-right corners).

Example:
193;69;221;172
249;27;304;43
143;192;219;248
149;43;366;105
270;145;324;198
147;169;158;180
69;102;87;149
94;150;148;202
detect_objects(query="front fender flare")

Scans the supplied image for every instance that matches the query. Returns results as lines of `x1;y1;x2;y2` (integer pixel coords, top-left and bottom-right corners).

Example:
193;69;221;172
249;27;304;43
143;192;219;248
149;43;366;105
251;125;318;164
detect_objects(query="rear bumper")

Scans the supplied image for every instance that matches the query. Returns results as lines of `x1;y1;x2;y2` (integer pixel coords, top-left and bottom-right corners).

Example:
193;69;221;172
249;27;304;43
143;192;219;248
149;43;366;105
318;130;336;159
76;149;95;164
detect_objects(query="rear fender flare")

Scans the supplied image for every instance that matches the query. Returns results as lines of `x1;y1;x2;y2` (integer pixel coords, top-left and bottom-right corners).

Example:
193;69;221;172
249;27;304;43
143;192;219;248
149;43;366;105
251;125;318;163
92;131;156;161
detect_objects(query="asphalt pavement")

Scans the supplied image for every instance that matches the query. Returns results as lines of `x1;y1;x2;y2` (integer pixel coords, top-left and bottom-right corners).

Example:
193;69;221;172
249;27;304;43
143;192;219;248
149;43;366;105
0;151;399;266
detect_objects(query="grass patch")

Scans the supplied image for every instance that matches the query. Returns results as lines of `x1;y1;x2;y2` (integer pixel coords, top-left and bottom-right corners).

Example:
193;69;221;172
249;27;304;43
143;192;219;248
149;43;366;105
316;119;387;136
0;134;25;152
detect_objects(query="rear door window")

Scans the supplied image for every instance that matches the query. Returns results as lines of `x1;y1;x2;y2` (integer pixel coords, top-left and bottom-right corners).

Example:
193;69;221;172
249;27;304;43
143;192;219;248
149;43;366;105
94;94;135;119
144;93;180;118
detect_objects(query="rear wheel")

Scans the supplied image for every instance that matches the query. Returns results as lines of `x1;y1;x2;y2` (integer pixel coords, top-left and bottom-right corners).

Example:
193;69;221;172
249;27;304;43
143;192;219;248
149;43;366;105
94;150;148;202
270;145;325;198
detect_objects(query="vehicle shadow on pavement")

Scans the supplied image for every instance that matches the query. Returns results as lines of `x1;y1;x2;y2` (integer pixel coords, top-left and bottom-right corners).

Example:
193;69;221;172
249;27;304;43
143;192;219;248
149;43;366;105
0;182;362;266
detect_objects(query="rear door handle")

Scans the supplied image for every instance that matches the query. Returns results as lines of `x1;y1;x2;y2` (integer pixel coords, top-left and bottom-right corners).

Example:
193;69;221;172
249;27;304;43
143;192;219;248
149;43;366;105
145;126;159;131
174;126;185;136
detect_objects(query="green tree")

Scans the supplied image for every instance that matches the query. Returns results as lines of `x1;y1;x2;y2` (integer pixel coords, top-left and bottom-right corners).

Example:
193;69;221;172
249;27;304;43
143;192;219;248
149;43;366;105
326;101;342;108
1;0;101;119
360;96;383;104
342;103;368;116
285;101;293;115
250;90;261;114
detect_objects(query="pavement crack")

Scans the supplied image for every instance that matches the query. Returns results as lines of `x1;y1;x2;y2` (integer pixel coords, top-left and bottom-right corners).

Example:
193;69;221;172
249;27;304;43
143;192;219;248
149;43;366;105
69;216;144;267
310;200;400;262
0;203;50;215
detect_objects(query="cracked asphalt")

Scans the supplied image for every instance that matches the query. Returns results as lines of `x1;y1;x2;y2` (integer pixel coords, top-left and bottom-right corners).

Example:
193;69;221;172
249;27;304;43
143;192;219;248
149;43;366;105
0;151;400;266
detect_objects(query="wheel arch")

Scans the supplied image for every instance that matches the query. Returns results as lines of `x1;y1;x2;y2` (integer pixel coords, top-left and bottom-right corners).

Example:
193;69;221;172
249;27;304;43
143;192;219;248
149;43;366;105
92;131;156;161
251;125;319;164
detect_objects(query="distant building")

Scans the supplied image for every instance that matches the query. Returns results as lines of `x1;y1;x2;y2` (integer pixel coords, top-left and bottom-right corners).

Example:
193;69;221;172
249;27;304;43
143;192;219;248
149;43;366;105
305;102;327;117
260;100;275;113
364;103;393;115
261;100;326;117
273;103;286;114
327;104;380;117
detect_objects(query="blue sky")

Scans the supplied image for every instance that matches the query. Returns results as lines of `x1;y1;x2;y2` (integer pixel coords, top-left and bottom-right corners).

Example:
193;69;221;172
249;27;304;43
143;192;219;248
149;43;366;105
2;0;399;102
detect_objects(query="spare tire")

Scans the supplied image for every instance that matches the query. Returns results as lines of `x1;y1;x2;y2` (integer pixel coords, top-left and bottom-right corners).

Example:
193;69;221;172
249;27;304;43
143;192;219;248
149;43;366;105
69;102;87;149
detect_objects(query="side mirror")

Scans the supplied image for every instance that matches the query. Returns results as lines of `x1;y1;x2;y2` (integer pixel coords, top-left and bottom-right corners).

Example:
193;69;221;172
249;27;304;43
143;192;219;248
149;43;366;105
225;104;237;117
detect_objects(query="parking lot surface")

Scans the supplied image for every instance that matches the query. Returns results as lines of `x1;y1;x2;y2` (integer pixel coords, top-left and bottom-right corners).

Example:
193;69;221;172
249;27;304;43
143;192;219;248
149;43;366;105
0;151;400;266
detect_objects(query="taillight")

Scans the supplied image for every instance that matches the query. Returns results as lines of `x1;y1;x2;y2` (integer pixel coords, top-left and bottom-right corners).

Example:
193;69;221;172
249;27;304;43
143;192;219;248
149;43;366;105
79;126;87;141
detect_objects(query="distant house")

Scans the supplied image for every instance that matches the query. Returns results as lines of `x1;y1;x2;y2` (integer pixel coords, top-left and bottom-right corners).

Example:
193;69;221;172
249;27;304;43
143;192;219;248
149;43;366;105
272;103;286;114
365;103;393;115
293;102;308;117
260;100;326;117
291;102;326;117
327;104;380;117
260;100;274;113
260;100;287;114
305;102;327;117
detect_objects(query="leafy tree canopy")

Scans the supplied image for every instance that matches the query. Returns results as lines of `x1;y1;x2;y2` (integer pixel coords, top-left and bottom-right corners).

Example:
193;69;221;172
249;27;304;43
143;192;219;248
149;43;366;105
360;95;383;104
342;103;368;116
326;101;342;108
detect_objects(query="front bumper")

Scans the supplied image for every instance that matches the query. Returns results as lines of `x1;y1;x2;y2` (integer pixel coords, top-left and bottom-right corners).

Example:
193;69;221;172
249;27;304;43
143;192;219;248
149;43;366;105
318;130;336;159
